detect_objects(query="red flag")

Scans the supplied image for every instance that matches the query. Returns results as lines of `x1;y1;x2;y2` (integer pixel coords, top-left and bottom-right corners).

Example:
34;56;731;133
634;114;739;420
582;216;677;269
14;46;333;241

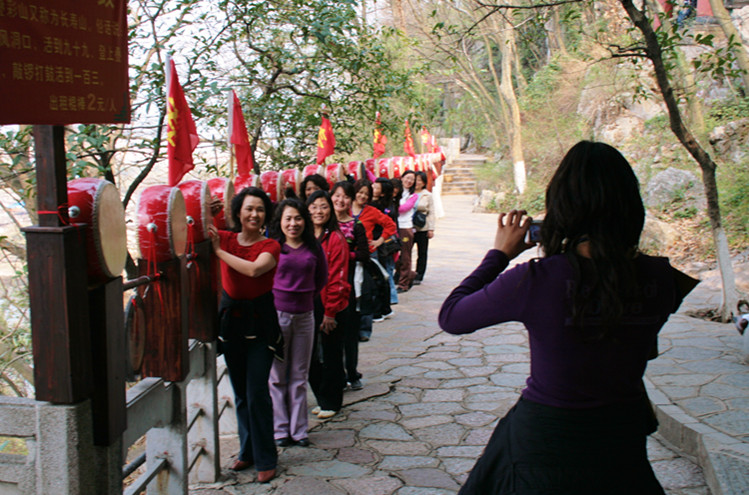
404;119;416;158
230;90;254;177
373;111;387;159
167;59;199;186
316;116;336;165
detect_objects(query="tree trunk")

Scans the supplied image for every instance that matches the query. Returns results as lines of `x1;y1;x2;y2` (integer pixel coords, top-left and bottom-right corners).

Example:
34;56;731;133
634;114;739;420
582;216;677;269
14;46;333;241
707;0;749;92
546;8;568;61
498;18;526;194
620;0;739;321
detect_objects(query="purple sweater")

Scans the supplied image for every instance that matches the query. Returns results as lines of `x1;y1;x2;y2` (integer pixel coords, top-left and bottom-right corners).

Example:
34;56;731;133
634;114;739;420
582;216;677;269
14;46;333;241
439;250;683;409
273;243;328;314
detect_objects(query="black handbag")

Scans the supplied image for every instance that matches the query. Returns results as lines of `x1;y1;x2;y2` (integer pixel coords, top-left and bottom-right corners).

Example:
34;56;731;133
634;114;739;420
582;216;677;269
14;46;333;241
377;234;401;257
412;209;427;228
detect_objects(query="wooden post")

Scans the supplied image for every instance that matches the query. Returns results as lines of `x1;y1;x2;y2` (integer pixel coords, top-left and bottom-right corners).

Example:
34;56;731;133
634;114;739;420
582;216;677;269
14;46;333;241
88;277;127;445
24;125;93;403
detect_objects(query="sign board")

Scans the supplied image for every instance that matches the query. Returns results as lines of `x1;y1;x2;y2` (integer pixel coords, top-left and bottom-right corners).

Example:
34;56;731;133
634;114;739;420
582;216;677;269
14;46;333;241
0;0;130;125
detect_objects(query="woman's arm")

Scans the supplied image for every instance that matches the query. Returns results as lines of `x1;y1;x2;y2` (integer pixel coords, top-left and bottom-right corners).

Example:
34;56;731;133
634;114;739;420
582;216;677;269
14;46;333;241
209;225;277;277
353;223;370;262
425;193;436;235
398;193;419;214
439;210;534;334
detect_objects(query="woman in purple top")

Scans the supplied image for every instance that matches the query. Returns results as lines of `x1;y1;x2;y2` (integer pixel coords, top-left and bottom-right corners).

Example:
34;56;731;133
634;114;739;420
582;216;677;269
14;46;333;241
269;198;328;447
439;142;690;495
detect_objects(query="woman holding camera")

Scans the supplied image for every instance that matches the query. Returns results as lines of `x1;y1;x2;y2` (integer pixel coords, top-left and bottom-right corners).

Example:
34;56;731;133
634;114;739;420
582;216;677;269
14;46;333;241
439;141;690;494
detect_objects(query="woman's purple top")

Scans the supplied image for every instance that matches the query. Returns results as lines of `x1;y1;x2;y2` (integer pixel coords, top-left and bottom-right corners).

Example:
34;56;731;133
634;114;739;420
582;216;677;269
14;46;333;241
273;243;328;314
439;249;684;409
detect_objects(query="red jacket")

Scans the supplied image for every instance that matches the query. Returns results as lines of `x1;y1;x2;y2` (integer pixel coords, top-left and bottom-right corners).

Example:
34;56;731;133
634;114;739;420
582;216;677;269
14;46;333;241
320;229;351;318
355;205;397;252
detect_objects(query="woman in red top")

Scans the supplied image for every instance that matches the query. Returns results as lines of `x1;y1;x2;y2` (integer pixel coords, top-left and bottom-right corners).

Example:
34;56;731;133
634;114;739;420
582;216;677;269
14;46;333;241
208;187;281;483
306;190;351;419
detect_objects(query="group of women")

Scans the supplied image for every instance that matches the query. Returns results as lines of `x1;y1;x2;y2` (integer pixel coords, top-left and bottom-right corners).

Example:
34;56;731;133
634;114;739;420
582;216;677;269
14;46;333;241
208;170;436;484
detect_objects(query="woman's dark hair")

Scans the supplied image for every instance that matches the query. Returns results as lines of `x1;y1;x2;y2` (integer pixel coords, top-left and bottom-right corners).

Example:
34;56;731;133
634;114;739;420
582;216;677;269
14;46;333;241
230;187;273;233
306;190;340;237
541;141;645;333
401;170;416;194
353;179;373;203
331;180;355;200
373;177;394;208
414;171;428;189
270;197;318;250
299;174;330;202
391;178;403;204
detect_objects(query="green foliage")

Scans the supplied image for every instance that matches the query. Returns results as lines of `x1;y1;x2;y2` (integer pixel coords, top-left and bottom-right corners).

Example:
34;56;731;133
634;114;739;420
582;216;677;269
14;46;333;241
718;160;749;249
706;99;749;129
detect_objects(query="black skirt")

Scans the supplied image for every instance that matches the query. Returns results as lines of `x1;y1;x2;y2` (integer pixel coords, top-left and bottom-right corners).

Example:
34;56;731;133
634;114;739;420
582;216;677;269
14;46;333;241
460;396;665;495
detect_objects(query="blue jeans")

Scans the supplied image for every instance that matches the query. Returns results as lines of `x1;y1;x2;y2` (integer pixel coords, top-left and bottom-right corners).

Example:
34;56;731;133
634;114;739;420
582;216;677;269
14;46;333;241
223;338;277;471
384;256;398;304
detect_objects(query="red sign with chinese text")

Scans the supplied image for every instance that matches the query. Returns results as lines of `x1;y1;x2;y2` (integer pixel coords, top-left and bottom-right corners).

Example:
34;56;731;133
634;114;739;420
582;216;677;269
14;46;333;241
0;0;130;125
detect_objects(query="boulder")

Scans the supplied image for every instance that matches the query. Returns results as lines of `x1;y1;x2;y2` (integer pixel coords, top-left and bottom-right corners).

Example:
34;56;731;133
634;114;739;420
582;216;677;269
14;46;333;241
644;167;703;210
640;215;680;252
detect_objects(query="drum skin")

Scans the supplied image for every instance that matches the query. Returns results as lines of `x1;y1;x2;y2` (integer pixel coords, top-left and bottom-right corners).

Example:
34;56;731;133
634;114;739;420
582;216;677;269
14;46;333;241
260;170;281;203
177;180;212;243
124;293;146;377
137;185;187;263
67;178;127;283
207;177;235;230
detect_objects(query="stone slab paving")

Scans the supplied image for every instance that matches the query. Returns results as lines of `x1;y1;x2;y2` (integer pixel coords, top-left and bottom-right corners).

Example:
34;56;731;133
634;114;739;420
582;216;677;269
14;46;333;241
192;195;723;495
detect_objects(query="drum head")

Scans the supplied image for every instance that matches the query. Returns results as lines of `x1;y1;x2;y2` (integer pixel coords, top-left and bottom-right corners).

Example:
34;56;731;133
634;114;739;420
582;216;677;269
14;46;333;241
92;181;127;278
125;294;146;376
168;188;187;258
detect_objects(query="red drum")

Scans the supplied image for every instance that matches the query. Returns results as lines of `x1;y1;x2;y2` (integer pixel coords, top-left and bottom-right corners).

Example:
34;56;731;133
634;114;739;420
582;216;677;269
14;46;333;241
67;178;127;284
260;170;281;203
234;174;258;193
137;185;187;263
404;156;416;173
303;164;322;177
324;163;344;189
414;155;424;172
280;168;301;197
207;177;235;230
177;180;212;243
377;158;391;179
364;159;377;177
391;157;403;179
347;161;366;181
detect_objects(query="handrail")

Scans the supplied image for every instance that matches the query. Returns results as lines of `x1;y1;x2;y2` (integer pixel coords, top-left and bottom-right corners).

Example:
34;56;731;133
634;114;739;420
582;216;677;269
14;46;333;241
122;452;146;479
122;457;168;495
187;444;205;473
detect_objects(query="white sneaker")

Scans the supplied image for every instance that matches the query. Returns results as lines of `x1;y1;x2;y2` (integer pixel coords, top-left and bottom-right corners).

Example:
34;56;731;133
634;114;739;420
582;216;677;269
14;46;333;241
317;410;336;419
311;406;321;415
383;311;394;319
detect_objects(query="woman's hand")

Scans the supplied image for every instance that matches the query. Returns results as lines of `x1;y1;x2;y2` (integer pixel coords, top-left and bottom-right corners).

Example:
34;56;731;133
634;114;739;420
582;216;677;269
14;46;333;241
427;230;434;239
369;237;385;249
494;210;534;260
320;315;337;334
208;224;221;253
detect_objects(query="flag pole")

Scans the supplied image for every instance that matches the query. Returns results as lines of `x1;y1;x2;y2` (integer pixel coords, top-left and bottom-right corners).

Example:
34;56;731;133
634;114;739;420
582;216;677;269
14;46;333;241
227;89;235;181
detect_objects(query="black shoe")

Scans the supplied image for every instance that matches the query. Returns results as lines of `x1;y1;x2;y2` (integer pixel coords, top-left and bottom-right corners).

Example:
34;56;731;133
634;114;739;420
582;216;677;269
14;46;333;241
349;379;363;390
359;335;370;342
412;279;421;285
295;438;310;447
275;437;293;447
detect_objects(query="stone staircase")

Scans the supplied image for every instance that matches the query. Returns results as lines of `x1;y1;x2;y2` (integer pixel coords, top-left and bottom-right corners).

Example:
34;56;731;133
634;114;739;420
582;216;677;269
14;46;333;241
440;153;486;195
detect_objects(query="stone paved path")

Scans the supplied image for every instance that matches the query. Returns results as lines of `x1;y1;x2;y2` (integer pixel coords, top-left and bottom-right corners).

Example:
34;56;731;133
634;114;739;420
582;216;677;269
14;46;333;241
192;195;714;495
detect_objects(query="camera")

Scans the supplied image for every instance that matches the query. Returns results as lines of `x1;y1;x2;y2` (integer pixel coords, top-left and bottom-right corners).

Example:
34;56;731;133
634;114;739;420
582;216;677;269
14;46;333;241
528;219;542;243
